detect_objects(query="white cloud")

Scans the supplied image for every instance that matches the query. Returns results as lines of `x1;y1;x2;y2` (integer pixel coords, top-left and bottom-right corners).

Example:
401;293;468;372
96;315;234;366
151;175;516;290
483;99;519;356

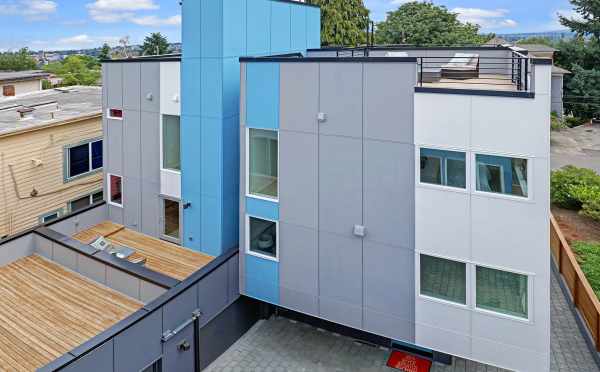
0;0;57;20
86;0;158;12
31;34;121;50
548;9;584;30
130;14;181;27
452;7;519;30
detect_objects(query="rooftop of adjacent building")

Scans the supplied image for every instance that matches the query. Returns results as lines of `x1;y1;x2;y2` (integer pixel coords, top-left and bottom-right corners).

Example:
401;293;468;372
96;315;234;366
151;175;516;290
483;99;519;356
0;85;101;137
0;70;49;83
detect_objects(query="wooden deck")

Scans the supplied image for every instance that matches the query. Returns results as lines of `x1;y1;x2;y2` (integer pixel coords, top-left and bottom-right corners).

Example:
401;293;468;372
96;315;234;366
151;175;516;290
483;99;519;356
0;255;141;371
423;74;519;92
73;221;214;281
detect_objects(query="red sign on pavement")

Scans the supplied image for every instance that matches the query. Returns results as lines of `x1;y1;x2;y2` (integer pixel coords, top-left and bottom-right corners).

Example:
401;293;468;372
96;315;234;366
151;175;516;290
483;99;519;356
386;350;432;372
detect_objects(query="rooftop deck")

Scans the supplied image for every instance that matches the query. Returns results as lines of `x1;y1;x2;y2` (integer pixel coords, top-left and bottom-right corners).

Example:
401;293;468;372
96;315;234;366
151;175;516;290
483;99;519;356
73;221;214;281
0;255;141;371
422;74;519;92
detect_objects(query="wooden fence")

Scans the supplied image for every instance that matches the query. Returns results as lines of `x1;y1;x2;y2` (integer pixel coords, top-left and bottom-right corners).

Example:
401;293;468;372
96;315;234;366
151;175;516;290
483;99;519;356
551;214;600;351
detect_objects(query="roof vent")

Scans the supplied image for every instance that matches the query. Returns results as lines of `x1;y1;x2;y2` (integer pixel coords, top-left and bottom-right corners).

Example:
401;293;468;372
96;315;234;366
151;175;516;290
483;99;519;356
17;106;35;120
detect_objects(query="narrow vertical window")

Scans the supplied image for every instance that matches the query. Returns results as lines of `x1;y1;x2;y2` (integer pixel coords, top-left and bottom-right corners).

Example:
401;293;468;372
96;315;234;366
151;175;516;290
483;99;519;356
248;129;278;200
161;198;181;244
162;115;181;171
109;175;123;207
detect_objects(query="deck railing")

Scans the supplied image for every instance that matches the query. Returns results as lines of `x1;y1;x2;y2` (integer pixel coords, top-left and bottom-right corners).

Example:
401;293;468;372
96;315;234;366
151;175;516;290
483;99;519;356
551;214;600;351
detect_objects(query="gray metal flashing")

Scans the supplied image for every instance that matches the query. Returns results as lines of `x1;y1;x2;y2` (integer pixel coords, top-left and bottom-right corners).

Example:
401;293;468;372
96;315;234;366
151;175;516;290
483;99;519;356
307;45;511;52
415;86;536;99
240;56;417;63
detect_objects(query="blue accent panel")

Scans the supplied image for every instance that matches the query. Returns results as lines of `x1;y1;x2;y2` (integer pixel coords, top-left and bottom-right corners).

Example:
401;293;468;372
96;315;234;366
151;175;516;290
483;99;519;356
201;117;223;198
222;115;239;197
246;63;280;129
223;0;247;57
246;0;271;55
181;59;202;117
246;197;279;221
201;59;223;118
306;6;321;49
201;195;223;256
245;254;279;304
222;194;239;251
290;5;307;52
181;115;202;195
183;191;202;252
182;0;201;59
222;58;241;117
201;0;223;58
270;2;291;54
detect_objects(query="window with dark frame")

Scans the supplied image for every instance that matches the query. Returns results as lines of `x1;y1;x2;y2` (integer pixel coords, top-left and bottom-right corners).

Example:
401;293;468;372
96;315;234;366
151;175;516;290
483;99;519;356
161;198;181;243
66;140;103;180
109;175;123;206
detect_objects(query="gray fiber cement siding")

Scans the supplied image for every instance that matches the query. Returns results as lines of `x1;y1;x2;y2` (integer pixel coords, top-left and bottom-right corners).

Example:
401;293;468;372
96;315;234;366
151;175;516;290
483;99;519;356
102;62;161;237
277;61;416;343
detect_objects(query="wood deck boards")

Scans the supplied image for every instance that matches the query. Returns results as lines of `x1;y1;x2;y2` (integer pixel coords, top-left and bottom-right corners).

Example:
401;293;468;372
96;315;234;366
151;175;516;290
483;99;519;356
73;221;214;281
0;255;141;371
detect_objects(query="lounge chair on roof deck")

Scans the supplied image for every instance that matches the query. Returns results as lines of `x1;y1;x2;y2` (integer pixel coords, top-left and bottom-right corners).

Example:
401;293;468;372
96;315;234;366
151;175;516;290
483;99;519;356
441;53;480;79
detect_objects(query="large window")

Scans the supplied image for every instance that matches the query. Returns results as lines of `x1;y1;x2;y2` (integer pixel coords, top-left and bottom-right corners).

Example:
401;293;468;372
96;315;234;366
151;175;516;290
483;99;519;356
248;129;278;200
420;148;466;189
476;154;528;198
69;190;103;213
161;198;181;244
420;254;466;305
476;266;528;319
246;215;278;260
109;174;123;207
162;115;180;171
65;139;103;181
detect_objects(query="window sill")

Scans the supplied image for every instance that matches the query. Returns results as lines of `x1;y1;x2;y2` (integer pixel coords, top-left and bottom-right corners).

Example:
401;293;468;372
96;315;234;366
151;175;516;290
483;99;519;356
64;168;103;184
418;294;469;310
473;306;532;325
246;193;279;204
246;250;279;263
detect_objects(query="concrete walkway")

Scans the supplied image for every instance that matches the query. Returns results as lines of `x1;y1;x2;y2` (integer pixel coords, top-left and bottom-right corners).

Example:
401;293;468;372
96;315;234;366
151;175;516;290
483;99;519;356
551;123;600;173
205;268;600;372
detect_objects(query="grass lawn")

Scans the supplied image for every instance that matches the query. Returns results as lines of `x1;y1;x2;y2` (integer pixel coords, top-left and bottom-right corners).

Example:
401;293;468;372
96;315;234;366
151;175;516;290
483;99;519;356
573;241;600;298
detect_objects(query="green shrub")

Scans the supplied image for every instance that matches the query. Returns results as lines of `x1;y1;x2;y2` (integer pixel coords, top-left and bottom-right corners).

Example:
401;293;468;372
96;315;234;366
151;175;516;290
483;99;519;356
571;185;600;222
551;112;568;131
565;116;588;128
573;241;600;298
551;166;600;209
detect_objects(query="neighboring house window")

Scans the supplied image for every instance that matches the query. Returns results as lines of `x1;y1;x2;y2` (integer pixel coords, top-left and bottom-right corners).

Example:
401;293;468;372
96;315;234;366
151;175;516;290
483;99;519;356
420;254;467;305
107;108;123;119
69;190;104;213
420;148;466;189
109;174;123;207
160;197;181;244
39;209;63;224
162;115;181;171
476;154;528;198
246;215;278;261
3;85;15;97
65;139;103;181
247;129;278;200
476;266;529;319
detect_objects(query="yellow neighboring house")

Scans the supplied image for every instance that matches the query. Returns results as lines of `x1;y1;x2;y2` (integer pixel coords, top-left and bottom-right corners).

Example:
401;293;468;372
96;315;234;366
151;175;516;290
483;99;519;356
0;86;103;238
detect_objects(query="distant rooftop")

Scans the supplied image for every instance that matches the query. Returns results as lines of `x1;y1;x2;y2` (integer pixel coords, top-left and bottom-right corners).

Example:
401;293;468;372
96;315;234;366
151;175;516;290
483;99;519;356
0;86;101;136
518;44;559;53
0;70;49;83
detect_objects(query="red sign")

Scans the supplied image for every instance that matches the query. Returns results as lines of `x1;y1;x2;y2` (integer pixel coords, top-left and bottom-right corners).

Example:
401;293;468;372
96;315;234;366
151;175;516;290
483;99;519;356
386;351;432;372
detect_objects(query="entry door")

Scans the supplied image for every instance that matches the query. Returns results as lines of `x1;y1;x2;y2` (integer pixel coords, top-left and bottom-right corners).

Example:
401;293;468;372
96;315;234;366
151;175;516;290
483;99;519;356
162;315;198;372
317;62;364;329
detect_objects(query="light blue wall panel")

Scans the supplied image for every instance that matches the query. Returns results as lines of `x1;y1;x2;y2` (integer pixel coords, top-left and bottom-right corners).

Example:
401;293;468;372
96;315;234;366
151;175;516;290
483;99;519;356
183;190;202;251
246;197;279;221
245;254;279;304
181;59;202;117
223;0;247;58
271;2;292;54
201;59;223;118
222;58;241;117
246;63;280;129
290;5;307;52
182;0;201;59
201;0;223;58
246;0;271;55
306;6;321;49
201;195;223;257
200;117;223;198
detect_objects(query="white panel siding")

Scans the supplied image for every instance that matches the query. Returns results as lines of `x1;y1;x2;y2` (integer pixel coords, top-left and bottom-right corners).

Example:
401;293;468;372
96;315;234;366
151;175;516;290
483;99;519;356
160;169;181;199
160;62;181;116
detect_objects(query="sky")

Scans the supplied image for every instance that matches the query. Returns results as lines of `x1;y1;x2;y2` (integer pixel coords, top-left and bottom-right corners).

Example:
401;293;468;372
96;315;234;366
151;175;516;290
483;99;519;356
0;0;580;52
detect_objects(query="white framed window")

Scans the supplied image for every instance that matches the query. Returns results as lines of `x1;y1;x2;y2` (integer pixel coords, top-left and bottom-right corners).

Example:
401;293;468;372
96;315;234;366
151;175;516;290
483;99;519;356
246;128;279;201
68;190;104;213
107;108;123;120
245;214;279;262
418;147;467;191
160;196;182;244
474;264;531;321
161;115;181;172
474;153;530;199
419;254;467;305
39;209;64;224
64;138;103;182
108;174;123;207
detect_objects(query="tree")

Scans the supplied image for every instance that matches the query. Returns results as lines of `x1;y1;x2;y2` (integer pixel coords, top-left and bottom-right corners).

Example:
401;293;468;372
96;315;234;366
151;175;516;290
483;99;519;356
515;37;556;46
559;0;600;41
0;48;37;71
376;2;491;46
141;32;171;56
43;55;101;87
98;43;112;60
565;65;600;119
311;0;370;46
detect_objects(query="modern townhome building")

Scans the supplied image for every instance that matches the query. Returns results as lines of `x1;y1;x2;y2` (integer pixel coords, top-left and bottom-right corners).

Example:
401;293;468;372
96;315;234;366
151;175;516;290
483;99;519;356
0;86;104;238
0;70;49;97
0;1;554;372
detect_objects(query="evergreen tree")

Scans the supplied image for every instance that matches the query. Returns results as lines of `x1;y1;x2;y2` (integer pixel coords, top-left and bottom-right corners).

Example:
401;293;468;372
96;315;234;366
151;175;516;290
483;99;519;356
559;0;600;41
98;43;112;60
0;48;37;71
311;0;370;46
141;33;171;56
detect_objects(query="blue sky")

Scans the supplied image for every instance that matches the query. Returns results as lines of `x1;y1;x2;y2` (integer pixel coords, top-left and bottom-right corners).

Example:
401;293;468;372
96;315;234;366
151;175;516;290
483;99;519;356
0;0;579;51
